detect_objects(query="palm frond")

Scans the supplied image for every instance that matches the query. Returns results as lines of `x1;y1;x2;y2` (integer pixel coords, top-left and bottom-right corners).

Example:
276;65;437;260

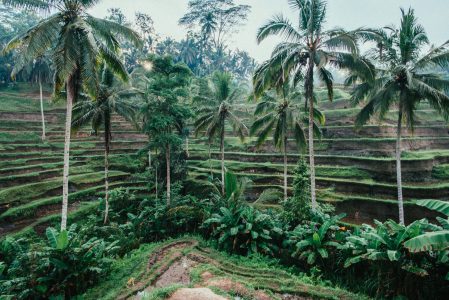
256;14;302;44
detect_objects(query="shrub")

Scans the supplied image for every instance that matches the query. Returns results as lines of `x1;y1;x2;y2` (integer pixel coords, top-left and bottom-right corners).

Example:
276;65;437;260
286;212;347;266
0;225;117;299
281;159;311;225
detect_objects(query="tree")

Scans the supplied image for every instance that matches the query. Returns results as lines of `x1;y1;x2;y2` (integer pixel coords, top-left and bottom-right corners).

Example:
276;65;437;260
351;8;449;225
0;4;40;86
72;66;140;224
256;0;361;209
2;0;141;230
135;12;159;52
139;55;193;205
194;71;248;195
25;55;52;141
251;82;324;200
179;0;251;52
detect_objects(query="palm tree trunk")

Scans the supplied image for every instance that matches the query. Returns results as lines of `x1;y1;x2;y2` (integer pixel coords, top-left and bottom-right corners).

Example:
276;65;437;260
220;127;225;195
283;137;288;201
148;149;151;168
38;72;46;142
103;115;111;224
186;136;189;158
305;56;317;210
396;106;404;225
155;149;158;200
166;145;171;206
61;75;75;231
208;141;213;178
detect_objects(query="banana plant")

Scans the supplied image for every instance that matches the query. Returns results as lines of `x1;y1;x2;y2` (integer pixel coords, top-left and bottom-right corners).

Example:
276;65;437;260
287;213;346;265
404;200;449;253
343;219;439;276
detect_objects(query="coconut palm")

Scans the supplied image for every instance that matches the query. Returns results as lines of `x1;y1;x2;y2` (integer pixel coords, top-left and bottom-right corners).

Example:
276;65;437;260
72;66;140;224
251;82;324;200
194;71;248;195
27;56;52;141
256;0;361;209
2;0;141;230
351;8;449;225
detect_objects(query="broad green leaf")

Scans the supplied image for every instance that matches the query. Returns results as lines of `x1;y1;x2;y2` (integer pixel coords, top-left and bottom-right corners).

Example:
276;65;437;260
230;226;239;236
251;231;259;239
312;232;321;246
404;230;449;252
416;200;449;217
401;265;429;277
387;250;400;261
46;227;58;249
307;252;316;264
317;247;328;259
225;172;238;200
56;230;69;250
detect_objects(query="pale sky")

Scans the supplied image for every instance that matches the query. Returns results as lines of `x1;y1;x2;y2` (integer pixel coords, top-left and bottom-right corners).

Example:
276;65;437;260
89;0;449;62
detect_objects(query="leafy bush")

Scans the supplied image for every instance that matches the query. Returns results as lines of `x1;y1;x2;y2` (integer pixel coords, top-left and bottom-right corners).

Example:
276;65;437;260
281;159;311;225
204;172;283;255
286;212;347;265
126;185;211;242
342;218;448;298
205;203;283;255
0;225;117;299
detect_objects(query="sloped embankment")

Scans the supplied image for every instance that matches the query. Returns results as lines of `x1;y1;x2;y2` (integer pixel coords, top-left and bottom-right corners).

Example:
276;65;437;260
84;238;367;300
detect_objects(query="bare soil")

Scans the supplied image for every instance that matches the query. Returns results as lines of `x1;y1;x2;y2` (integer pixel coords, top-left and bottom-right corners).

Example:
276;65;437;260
167;287;227;300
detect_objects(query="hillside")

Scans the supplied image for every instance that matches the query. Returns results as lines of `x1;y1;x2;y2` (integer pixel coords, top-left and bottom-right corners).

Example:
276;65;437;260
187;88;449;224
0;85;448;236
83;237;367;300
0;85;149;236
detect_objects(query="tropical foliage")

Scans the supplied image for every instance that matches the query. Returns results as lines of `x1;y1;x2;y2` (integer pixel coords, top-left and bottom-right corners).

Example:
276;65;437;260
351;8;449;224
194;72;248;195
1;0;449;299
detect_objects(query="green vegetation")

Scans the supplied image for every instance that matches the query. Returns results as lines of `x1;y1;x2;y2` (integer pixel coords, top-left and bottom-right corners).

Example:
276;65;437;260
0;0;448;299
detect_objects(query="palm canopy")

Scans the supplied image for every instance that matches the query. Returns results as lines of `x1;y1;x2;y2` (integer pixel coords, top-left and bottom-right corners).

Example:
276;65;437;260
72;67;140;133
255;0;364;100
2;0;142;98
352;8;449;129
194;71;248;141
251;83;324;151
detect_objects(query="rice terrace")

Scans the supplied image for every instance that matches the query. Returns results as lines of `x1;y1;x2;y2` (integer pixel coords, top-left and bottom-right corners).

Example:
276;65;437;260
0;0;448;299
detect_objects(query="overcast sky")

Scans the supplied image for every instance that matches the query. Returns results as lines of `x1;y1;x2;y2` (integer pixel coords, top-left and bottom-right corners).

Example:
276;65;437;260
89;0;449;62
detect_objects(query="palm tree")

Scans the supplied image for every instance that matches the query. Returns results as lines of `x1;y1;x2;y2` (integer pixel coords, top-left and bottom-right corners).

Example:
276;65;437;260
27;56;52;141
72;66;140;224
251;82;324;200
256;0;360;209
2;0;141;230
351;8;449;225
194;71;248;195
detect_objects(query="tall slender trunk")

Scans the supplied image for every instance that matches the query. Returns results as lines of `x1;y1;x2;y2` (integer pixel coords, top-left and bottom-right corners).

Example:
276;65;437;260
148;150;151;168
103;115;111;224
305;56;317;210
220;127;225;195
186;136;189;158
61;75;75;231
208;141;212;178
166;144;171;206
396;105;404;225
283;137;288;201
155;149;158;200
39;72;46;142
